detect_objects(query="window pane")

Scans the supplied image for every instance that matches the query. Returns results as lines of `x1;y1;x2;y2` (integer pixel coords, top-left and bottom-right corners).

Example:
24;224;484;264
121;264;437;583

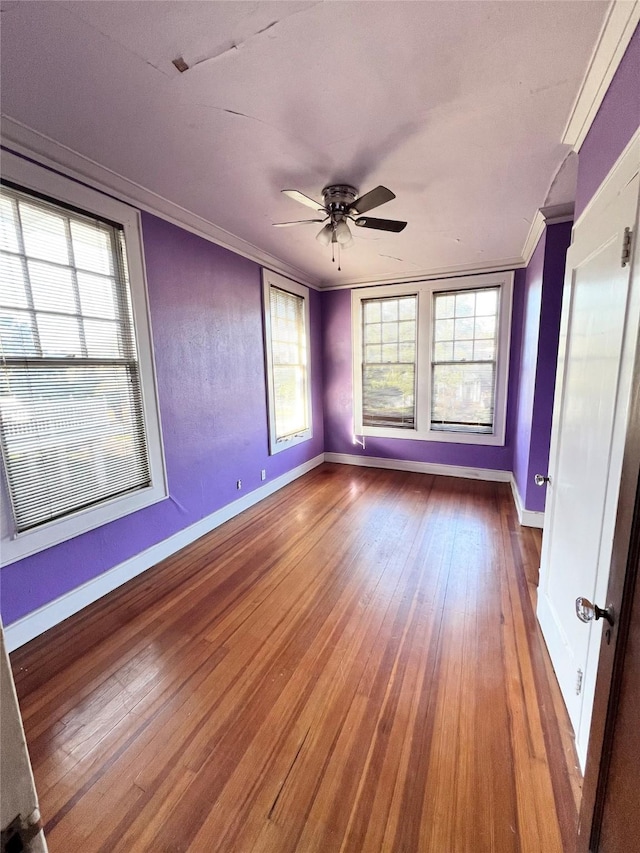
454;292;475;317
0;198;20;253
36;314;83;357
0;253;28;308
434;341;453;361
364;300;381;323
85;319;121;358
431;362;495;432
475;315;496;339
454;317;474;340
70;220;114;275
454;340;473;361
434;318;453;341
29;260;76;313
20;202;69;265
78;272;118;319
0;310;37;356
365;344;382;363
398;297;415;320
435;294;454;318
476;289;498;316
362;295;416;427
364;322;381;344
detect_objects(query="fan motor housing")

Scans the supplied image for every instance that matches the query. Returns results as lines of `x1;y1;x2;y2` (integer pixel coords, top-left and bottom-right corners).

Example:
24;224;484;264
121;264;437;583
322;184;358;215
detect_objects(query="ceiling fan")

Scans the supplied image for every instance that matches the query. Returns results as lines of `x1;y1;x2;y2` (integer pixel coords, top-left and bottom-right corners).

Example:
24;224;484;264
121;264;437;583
273;184;407;253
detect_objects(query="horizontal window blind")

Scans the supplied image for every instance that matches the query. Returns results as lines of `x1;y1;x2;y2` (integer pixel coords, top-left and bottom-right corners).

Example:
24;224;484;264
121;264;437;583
268;285;308;441
431;286;499;433
0;185;151;533
362;295;416;428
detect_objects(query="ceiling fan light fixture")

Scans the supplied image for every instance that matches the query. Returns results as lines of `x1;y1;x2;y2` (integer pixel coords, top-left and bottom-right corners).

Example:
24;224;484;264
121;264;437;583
334;219;352;246
316;223;333;246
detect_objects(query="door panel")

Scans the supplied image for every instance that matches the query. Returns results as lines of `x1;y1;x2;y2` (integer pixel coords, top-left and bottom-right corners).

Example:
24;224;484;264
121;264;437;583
537;168;640;770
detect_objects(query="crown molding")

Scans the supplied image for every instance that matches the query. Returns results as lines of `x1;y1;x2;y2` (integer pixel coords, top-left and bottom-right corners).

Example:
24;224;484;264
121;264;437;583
520;210;546;267
561;0;640;152
0;116;321;290
319;255;526;290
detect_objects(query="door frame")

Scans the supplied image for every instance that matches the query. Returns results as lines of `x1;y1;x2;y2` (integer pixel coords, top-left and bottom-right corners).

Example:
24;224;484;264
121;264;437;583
575;133;640;851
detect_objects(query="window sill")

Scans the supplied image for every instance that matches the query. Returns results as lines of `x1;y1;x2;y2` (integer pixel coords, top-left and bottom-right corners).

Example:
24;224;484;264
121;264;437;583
358;425;506;446
269;429;313;455
1;480;168;567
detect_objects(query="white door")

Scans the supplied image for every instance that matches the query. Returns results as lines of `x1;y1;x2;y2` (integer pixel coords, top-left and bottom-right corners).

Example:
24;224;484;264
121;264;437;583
537;138;640;771
0;622;48;852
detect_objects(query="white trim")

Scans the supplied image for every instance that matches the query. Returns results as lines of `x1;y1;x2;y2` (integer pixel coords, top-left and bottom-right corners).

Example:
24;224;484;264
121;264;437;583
0;152;168;565
4;454;324;652
324;452;511;483
320;256;525;291
573;125;640;230
509;475;545;529
561;0;640;152
0;116;320;290
521;210;547;267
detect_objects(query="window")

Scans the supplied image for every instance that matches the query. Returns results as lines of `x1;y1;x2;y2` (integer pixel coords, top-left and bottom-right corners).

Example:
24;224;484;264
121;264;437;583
262;270;312;454
362;294;417;428
352;272;513;446
0;153;166;564
431;286;500;433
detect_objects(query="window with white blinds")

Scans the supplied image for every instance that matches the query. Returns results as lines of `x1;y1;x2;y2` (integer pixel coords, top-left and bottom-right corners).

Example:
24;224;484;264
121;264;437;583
262;271;312;454
431;286;500;433
0;157;166;565
352;272;513;447
0;184;151;533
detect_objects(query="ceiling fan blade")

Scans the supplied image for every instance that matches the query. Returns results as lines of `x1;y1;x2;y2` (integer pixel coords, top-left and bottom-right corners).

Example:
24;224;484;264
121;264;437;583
273;219;325;227
354;216;407;233
350;185;396;214
282;189;325;212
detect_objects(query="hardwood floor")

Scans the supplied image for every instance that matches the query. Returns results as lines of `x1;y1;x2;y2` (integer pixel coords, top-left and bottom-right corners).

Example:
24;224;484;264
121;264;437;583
11;464;581;852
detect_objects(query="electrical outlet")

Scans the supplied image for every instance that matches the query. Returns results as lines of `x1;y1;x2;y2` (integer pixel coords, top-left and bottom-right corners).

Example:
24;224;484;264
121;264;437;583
261;469;266;481
236;480;242;490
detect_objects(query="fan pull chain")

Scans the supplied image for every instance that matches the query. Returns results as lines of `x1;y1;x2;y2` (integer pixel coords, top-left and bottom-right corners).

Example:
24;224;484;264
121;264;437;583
337;241;341;271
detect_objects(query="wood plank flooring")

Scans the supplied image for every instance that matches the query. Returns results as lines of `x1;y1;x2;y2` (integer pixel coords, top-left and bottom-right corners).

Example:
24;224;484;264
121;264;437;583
10;464;581;852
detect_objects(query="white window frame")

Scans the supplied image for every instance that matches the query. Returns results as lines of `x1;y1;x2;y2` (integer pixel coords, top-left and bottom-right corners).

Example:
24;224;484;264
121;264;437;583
352;271;514;446
0;151;167;566
262;270;312;455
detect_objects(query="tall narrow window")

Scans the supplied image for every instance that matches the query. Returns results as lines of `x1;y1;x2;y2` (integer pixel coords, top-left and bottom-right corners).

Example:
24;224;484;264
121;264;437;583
431;286;500;433
362;294;417;428
262;271;312;453
0;185;152;533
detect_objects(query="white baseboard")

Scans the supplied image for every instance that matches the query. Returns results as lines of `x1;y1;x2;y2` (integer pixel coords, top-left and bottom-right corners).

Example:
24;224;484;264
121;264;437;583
5;454;324;652
509;475;545;528
324;452;512;483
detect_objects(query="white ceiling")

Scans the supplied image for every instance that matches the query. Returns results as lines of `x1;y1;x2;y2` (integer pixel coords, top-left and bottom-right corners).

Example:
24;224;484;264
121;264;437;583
0;1;609;287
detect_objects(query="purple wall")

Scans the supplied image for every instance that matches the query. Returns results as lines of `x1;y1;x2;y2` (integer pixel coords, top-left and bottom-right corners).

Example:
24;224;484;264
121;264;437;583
575;23;640;220
513;232;546;505
526;223;571;510
321;280;526;472
0;213;324;625
513;223;571;513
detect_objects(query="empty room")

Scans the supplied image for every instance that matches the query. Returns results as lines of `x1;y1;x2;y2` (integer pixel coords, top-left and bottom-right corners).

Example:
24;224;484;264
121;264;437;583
1;2;639;852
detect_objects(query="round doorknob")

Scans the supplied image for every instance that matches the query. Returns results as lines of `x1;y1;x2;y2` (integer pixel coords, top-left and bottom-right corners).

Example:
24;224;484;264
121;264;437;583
534;474;550;486
575;597;614;626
